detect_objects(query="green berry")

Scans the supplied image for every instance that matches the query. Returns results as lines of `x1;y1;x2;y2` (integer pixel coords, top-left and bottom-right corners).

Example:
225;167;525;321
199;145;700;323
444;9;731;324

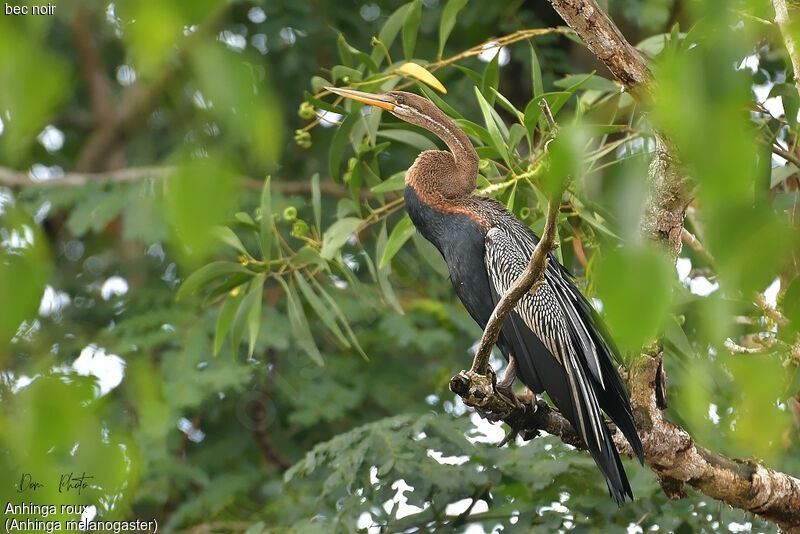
283;206;298;222
291;220;309;238
298;101;316;120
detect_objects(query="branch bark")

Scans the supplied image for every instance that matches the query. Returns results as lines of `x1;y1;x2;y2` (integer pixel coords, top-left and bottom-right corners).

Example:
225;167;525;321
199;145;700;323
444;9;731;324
452;355;800;529
773;0;800;97
549;0;692;257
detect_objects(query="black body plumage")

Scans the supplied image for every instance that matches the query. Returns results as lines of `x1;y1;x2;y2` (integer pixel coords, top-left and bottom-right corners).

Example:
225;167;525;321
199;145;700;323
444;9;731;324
405;186;644;503
325;86;643;504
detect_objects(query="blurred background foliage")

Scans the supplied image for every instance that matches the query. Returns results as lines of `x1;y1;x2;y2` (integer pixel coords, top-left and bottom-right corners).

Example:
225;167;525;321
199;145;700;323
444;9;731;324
0;0;798;532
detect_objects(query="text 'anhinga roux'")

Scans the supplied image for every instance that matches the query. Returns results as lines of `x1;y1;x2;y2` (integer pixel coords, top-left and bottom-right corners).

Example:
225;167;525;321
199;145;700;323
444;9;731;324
326;86;644;503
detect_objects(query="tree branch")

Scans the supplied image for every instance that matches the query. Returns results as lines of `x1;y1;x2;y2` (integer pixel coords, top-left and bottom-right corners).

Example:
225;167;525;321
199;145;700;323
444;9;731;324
452;354;800;529
549;0;692;257
773;0;800;97
0;165;365;199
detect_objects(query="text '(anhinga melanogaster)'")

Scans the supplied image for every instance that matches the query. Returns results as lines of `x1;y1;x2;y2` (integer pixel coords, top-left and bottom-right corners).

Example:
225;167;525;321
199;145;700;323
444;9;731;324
326;87;644;503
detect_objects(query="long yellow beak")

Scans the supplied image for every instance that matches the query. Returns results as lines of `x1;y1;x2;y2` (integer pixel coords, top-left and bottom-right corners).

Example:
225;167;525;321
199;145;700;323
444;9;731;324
325;86;396;111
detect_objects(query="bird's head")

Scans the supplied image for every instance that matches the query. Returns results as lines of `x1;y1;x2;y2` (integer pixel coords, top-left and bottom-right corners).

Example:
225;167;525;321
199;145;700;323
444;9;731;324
325;87;445;133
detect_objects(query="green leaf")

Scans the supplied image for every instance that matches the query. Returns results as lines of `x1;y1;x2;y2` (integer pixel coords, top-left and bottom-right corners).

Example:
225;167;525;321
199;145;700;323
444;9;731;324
419;86;464;119
376;222;404;314
214;291;244;356
320;217;362;260
372;2;414;66
213;226;250;258
311;173;322;231
769;83;799;128
529;43;543;98
246;274;265;357
481;51;500;106
402;0;422;60
260;176;273;262
554;73;620;94
293;272;350;347
371;171;407;193
310;276;368;360
278;278;324;365
230;277;261;355
438;0;468;58
474;87;510;166
337;33;354;67
770;163;798;189
329;113;357;182
176;262;252;300
379;215;416;268
783;275;800;328
377;129;437;151
165;156;238;262
595;246;674;352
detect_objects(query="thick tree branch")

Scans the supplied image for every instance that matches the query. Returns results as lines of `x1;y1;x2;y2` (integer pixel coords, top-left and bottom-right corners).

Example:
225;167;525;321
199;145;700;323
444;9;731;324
549;0;692;257
453;355;800;529
773;0;800;96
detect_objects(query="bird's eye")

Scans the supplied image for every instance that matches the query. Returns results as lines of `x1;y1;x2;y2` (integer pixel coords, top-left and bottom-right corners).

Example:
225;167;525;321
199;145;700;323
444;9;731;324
395;95;405;105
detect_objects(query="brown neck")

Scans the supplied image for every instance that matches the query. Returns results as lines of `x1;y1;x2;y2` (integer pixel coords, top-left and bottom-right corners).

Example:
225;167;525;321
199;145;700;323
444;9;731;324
403;105;479;200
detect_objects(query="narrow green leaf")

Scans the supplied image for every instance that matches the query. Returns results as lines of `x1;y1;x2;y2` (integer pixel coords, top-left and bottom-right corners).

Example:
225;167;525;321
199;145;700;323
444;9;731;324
372;2;414;66
402;0;422;60
523;98;542;143
411;231;449;276
371;171;407;193
554;73;620;93
231;277;260;355
278;278;324;365
329;113;357;182
419;86;464;119
293;272;350;347
311;173;321;231
474;87;510;166
246;274;265;357
233;211;256;228
260;176;272;262
508;123;527;153
214;226;250;257
309;276;368;360
376;222;404;314
176;262;252;300
377;128;437;151
320;217;362;259
337;33;354;67
529;43;543;98
379;214;416;268
438;0;468;58
489;88;523;121
481;51;500;106
214;291;243;356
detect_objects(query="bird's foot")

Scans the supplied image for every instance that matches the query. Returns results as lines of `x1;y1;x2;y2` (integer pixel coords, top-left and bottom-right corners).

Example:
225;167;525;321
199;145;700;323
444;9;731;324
496;393;539;447
495;383;524;411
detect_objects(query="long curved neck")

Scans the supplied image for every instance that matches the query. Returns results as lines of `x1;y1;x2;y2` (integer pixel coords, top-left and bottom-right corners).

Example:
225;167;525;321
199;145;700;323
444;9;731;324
404;106;479;200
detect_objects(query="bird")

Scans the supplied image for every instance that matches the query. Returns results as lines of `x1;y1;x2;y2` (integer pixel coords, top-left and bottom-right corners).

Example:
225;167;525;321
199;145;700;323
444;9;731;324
325;86;644;503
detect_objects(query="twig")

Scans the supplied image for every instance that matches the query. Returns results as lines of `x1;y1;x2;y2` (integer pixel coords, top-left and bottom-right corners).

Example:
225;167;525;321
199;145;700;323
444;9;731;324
773;144;800;170
0;165;371;199
772;0;800;96
681;228;717;268
469;192;561;377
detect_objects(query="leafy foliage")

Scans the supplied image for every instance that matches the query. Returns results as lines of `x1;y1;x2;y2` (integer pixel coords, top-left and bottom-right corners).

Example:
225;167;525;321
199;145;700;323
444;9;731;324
0;0;799;532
